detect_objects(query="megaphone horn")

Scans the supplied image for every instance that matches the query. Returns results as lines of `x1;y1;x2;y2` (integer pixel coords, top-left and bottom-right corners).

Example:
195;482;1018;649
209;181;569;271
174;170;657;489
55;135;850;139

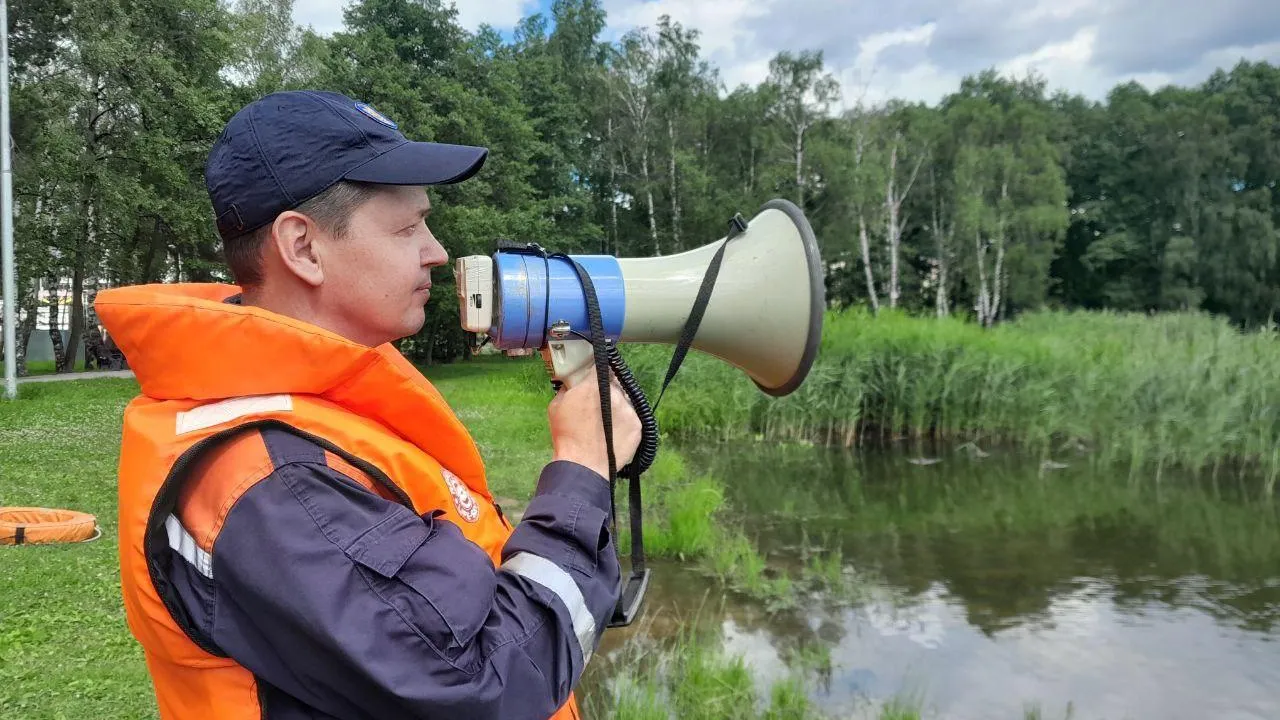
455;198;825;396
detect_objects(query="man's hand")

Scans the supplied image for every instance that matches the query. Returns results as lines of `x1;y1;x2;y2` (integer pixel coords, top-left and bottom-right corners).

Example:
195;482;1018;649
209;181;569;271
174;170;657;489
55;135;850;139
548;368;643;480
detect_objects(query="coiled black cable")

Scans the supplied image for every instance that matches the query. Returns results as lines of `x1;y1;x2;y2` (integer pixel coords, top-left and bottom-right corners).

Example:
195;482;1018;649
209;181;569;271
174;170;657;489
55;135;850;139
607;342;659;477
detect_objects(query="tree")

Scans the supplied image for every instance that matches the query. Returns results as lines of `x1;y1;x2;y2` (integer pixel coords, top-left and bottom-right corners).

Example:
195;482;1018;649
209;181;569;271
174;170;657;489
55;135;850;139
764;51;840;212
607;29;661;254
944;71;1068;325
10;0;1280;376
10;0;232;372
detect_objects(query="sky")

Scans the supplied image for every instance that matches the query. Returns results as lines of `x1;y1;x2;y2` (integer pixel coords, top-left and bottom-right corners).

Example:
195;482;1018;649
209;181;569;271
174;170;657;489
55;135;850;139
292;0;1280;107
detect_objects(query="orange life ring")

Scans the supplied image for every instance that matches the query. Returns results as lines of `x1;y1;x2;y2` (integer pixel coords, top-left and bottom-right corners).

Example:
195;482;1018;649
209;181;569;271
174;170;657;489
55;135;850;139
0;507;100;545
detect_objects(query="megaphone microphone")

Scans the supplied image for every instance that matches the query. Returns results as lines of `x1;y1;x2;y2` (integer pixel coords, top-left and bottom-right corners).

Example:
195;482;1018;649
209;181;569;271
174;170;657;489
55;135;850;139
455;198;825;626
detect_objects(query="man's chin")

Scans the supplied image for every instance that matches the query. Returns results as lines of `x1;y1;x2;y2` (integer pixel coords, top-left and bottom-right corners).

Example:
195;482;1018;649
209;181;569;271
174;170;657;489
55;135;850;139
402;307;428;337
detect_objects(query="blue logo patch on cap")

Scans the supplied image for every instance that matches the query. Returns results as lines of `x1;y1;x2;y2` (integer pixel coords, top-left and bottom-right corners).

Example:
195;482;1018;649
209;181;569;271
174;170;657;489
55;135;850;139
355;102;398;129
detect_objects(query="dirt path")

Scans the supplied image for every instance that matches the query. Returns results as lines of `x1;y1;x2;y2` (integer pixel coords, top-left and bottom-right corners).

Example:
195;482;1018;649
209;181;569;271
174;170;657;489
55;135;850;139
17;370;136;384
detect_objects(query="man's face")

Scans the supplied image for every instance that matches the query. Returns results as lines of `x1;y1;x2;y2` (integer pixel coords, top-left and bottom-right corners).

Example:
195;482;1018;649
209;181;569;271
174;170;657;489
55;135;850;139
318;185;446;347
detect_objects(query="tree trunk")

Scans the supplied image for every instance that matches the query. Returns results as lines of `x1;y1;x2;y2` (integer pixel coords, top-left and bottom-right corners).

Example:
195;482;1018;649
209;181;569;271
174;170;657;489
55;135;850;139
936;250;949;317
16;279;37;376
138;217;168;284
641;144;658;255
974;232;991;327
607;117;618;255
84;279;109;371
65;265;85;373
668;116;680;251
991;179;1008;324
859;212;880;314
422;321;437;367
994;241;1007;322
64;192;95;373
932;191;949;318
794;127;805;208
47;273;66;370
65;74;99;372
886;142;900;309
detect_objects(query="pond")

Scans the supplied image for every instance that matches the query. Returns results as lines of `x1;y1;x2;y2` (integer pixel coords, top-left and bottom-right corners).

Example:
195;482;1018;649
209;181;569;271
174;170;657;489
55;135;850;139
582;442;1280;719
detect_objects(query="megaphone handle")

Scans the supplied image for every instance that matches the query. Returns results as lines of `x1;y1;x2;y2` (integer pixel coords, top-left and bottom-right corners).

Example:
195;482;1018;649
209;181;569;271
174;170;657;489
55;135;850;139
542;338;598;389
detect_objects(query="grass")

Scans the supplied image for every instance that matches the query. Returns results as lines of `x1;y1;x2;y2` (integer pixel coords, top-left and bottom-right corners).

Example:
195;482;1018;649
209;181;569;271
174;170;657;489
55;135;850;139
0;378;153;718
622;308;1280;488
0;356;807;718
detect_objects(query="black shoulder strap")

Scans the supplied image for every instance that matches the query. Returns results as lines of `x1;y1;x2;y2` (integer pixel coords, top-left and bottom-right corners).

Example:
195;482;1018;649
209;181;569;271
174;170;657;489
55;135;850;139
653;213;748;411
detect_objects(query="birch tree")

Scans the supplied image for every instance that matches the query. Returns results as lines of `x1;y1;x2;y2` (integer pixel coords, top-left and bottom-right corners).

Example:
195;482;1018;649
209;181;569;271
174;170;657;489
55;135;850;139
765;51;839;210
608;30;661;254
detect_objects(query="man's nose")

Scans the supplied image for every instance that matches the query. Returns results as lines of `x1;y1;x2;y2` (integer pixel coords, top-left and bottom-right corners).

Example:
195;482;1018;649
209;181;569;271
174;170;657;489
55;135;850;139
423;234;449;268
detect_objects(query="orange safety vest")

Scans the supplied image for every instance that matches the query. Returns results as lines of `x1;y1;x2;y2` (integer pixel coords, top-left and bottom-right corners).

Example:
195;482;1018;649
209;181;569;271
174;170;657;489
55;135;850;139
97;283;579;720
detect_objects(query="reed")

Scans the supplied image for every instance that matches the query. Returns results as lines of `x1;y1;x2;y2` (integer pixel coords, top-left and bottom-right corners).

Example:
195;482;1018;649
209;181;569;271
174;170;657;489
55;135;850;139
623;309;1280;484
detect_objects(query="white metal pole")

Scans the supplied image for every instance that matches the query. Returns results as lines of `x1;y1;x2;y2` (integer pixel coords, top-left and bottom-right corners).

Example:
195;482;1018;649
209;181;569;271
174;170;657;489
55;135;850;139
0;0;15;399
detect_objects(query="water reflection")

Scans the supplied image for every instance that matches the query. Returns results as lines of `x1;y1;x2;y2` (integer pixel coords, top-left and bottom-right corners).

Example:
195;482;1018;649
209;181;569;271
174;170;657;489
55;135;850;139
583;443;1280;719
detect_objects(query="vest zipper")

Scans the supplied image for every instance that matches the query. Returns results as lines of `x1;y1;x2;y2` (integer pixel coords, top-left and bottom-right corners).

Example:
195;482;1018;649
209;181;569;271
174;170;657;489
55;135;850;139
493;500;513;530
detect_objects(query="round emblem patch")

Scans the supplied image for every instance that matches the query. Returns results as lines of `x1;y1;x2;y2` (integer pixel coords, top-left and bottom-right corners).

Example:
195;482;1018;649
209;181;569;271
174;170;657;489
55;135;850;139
442;469;479;523
354;101;398;129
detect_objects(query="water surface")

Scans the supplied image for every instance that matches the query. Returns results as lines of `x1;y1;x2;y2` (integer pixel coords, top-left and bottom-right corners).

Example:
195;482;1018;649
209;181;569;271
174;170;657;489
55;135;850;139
585;443;1280;719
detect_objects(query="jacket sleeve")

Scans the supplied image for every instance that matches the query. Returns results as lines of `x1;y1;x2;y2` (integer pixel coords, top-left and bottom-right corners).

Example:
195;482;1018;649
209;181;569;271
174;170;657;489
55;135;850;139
197;458;619;720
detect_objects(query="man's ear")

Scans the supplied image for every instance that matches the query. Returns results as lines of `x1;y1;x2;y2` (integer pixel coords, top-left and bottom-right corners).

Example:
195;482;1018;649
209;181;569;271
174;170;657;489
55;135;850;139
270;211;325;288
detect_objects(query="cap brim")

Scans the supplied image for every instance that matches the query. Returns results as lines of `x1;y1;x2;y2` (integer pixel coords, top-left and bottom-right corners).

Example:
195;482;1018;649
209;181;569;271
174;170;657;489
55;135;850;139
342;141;488;185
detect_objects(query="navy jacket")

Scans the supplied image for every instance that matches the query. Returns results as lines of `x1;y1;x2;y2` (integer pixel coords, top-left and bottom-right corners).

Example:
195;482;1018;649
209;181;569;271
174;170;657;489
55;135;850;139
166;426;619;719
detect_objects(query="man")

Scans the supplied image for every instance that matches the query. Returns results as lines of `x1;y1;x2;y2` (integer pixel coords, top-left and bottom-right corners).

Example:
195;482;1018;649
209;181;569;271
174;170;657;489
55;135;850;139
96;90;642;720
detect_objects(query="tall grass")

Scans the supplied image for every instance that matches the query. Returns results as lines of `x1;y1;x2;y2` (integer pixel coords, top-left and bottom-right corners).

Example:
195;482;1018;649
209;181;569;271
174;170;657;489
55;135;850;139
623;309;1280;485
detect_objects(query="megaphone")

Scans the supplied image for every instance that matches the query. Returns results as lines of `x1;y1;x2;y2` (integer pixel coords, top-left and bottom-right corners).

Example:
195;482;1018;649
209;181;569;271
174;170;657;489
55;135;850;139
455;198;824;394
454;198;823;628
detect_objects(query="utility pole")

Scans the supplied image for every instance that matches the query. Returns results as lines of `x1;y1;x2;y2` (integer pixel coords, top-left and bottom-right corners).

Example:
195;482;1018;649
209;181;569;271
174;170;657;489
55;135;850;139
1;0;15;399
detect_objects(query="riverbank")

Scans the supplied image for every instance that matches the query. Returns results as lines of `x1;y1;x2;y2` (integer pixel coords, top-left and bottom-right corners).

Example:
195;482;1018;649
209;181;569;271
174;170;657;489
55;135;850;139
624;308;1280;488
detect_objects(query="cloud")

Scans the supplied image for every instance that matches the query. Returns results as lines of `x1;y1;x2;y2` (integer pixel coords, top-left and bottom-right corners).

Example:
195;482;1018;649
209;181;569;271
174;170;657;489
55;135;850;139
601;0;775;89
1091;0;1280;75
599;0;1280;106
451;0;540;31
292;0;349;36
289;0;1280;106
292;0;538;36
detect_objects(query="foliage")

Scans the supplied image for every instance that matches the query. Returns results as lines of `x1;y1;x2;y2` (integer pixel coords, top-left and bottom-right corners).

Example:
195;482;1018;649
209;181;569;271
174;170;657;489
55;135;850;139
4;0;1280;375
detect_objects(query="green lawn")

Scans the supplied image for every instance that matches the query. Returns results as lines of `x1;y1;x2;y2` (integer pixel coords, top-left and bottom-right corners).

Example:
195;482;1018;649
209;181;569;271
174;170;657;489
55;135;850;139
0;378;152;718
0;358;558;719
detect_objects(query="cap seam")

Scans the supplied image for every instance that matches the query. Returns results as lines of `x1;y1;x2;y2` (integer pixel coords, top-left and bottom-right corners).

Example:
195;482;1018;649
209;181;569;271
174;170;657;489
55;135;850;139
301;90;376;150
222;163;358;242
340;139;410;177
246;105;296;206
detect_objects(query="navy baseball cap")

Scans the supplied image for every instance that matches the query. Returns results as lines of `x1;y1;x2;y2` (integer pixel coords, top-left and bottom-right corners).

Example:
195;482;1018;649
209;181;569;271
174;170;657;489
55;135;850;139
205;90;488;241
